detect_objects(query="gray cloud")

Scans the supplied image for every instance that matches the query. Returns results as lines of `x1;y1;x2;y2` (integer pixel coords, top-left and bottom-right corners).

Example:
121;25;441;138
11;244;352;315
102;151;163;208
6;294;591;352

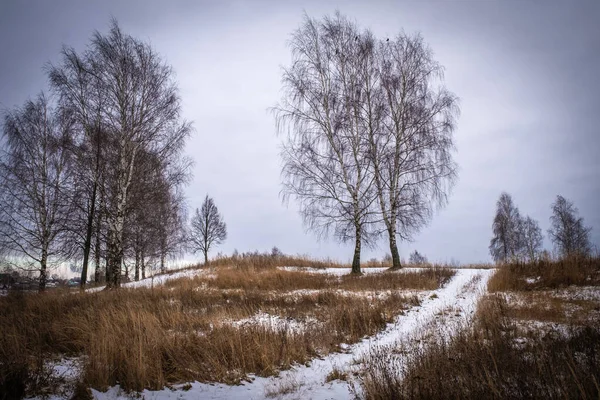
1;0;598;264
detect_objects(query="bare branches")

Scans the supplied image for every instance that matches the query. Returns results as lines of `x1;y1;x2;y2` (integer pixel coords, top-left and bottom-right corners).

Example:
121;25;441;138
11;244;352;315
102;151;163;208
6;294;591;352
275;12;459;272
369;32;459;269
189;195;227;264
489;192;522;263
48;20;192;288
548;195;591;258
489;192;544;263
521;215;543;262
274;13;380;274
0;94;76;291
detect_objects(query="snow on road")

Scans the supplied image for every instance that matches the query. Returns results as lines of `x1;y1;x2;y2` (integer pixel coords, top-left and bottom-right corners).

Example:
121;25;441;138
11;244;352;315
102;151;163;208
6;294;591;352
92;268;494;400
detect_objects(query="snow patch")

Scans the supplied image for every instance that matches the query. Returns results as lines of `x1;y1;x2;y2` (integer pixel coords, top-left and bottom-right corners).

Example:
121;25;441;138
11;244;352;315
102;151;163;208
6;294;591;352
87;268;211;292
226;311;322;335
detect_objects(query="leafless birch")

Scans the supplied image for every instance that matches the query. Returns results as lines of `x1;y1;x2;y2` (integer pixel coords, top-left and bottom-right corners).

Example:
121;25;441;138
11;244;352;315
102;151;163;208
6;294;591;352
368;33;459;269
0;94;75;291
273;13;379;274
548;195;591;258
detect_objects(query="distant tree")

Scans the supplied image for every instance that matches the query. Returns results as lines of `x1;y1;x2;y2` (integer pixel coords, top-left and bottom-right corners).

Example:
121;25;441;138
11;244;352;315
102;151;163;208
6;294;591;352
190;195;227;264
409;250;428;265
489;192;523;263
0;94;75;291
271;246;283;258
548;195;591;258
382;253;393;266
521;215;543;262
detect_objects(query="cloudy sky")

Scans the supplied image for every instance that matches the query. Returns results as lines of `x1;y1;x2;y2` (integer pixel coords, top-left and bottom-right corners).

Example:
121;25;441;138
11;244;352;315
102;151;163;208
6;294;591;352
1;0;598;265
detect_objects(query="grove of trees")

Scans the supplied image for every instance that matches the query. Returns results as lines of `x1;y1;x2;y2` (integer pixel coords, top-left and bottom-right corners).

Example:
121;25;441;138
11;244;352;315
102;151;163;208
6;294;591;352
274;12;459;273
489;192;592;263
0;21;192;290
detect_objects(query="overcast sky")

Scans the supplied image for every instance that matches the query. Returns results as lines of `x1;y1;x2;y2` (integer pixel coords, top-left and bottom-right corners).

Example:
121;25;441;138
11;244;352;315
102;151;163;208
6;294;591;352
1;0;598;265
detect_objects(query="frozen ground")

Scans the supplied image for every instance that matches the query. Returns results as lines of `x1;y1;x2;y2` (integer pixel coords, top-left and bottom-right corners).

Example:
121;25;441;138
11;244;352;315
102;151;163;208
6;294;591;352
89;268;493;400
87;268;210;292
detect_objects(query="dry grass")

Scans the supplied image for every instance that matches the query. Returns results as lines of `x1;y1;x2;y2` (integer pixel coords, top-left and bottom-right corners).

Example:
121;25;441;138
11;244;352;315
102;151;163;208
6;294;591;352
359;258;600;400
359;295;600;400
208;252;349;270
166;266;454;293
503;291;599;325
325;366;349;382
0;265;451;398
488;256;600;292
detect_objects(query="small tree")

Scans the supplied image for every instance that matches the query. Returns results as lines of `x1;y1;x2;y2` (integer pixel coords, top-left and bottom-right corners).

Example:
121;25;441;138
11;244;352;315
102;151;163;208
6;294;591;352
489;192;523;263
190;195;227;264
521;215;543;262
271;246;283;258
548;195;591;258
409;250;428;265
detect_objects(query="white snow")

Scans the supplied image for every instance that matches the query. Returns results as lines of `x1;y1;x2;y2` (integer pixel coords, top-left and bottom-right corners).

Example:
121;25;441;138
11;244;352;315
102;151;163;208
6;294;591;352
87;268;211;292
90;268;494;400
552;286;600;302
226;311;323;335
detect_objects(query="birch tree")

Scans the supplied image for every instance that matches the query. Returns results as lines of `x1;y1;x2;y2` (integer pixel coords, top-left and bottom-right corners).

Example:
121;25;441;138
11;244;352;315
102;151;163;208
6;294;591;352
548;195;591;258
521;215;543;262
50;20;191;288
49;45;107;288
0;94;75;291
489;192;523;263
273;13;379;274
368;33;459;269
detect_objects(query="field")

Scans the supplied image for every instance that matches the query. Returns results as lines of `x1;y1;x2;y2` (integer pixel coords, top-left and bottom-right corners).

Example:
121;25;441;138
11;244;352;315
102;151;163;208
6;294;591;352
1;256;598;399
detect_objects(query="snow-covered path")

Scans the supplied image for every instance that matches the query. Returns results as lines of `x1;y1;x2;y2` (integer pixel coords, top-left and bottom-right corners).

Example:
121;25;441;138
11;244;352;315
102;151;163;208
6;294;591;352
93;268;493;400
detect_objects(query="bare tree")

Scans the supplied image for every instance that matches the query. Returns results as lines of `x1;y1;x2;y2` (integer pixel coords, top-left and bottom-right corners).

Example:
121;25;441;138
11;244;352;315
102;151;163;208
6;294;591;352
548;195;591;258
0;94;75;291
48;45;107;288
521;215;543;262
489;192;523;263
409;250;428;265
367;33;459;270
155;186;188;274
190;195;227;264
50;20;191;288
273;13;380;274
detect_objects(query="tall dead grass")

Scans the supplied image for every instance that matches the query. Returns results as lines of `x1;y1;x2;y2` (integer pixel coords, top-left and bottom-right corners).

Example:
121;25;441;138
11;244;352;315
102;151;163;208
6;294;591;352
0;266;449;397
488;256;600;292
167;266;454;293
